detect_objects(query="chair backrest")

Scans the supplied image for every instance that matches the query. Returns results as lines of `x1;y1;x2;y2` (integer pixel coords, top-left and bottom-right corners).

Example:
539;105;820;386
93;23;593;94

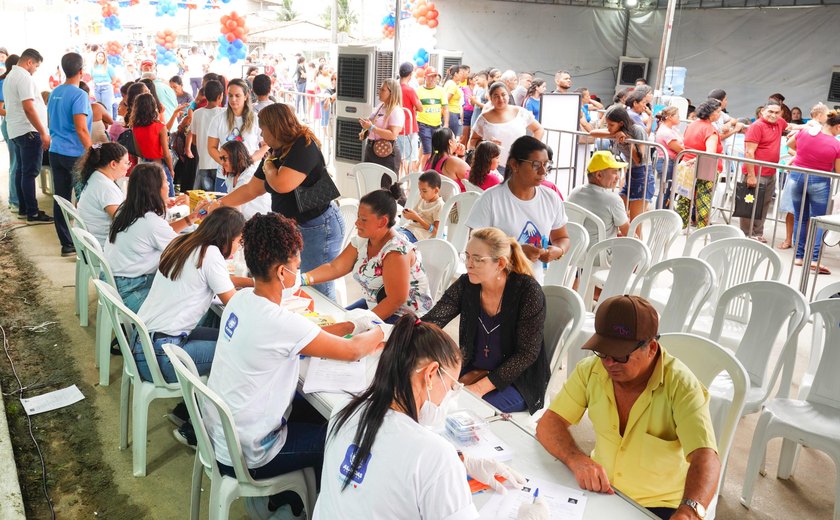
577;237;651;311
800;281;840;399
709;280;809;402
92;278;178;390
413;239;458;303
542;285;586;375
337;198;359;250
438;191;481;253
805;298;840;410
681;224;744;257
402;173;424;210
462;178;484;193
164;343;263;488
658;333;748;496
353;162;398;199
563;201;608;265
71;227;117;288
627;209;682;264
698;237;782;321
633;257;716;333
544;221;589;288
53;194;88;231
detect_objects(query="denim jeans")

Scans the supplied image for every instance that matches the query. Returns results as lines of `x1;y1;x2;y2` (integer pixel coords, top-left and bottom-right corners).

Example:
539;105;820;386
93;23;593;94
49;152;80;247
1;119;19;207
114;273;155;314
133;326;219;383
295;80;307;115
789;172;831;262
482;384;527;413
299;203;344;300
448;112;462;137
189;77;202;98
194;168;217;191
655;156;675;209
94;84;115;119
11;131;44;217
141;159;176;197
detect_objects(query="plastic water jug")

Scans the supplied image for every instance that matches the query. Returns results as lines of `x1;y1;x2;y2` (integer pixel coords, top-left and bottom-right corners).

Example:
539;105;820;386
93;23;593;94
664;66;687;96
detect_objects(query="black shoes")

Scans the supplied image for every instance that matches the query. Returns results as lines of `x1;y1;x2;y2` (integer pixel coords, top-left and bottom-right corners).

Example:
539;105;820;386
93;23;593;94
27;211;54;223
61;245;76;257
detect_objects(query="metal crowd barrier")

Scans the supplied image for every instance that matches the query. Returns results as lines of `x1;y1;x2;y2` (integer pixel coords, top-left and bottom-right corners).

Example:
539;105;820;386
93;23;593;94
272;88;337;166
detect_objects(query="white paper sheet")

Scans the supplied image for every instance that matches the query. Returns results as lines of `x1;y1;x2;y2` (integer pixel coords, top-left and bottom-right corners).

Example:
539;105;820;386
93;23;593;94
302;357;367;394
20;385;85;416
479;477;587;520
450;426;515;462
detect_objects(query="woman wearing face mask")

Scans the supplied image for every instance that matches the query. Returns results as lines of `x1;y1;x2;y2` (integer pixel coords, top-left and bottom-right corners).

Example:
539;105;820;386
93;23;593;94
314;313;548;520
208;213;385;520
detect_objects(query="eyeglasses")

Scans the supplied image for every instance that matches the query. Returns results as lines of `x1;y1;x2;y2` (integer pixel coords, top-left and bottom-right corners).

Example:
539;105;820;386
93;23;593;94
517;158;553;171
593;335;660;364
415;366;465;394
458;252;496;265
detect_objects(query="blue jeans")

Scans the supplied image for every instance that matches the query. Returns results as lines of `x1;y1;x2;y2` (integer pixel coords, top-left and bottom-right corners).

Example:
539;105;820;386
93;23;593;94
194;168;217;191
133;327;219;383
1;119;19;207
448;112;462;137
482;385;527;413
398;227;418;243
418;123;439;155
789;172;831;262
299;203;344;301
189;77;202;98
295;80;307;115
114;273;155;314
49;152;80;247
11;131;44;217
94;84;115;119
655;156;675;209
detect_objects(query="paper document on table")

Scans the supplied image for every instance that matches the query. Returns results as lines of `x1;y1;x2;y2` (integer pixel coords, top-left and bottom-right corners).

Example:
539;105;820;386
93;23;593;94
452;426;515;462
20;385;85;416
478;477;587;520
302;357;367;394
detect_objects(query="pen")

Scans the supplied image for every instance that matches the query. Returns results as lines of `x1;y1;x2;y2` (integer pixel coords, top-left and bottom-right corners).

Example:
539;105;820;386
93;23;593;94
541;236;549;269
532;488;539;504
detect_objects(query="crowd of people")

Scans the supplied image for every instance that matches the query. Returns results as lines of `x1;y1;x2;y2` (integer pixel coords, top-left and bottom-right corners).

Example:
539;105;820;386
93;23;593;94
2;40;840;520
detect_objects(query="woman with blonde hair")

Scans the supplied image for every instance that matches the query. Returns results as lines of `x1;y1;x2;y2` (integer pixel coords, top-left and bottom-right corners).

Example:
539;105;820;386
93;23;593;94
423;227;550;414
199;102;344;299
360;78;404;174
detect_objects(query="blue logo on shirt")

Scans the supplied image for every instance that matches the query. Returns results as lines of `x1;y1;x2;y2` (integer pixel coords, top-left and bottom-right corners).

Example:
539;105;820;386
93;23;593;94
517;220;544;249
339;444;371;485
224;313;238;339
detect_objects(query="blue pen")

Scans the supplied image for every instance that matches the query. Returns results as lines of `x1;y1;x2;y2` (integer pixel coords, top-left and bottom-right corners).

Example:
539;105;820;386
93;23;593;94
541;236;549;269
532;487;540;504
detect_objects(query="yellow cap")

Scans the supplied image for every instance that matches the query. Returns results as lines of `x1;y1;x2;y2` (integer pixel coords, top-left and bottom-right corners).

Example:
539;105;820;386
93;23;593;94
587;151;628;173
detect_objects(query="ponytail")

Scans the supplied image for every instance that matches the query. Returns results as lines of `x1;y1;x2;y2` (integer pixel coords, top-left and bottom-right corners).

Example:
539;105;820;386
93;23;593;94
329;313;461;491
75;142;128;186
470;227;535;278
507;237;534;277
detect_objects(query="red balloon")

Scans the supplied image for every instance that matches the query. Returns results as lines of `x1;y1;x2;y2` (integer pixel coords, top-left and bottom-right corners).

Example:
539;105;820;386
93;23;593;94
427;18;438;28
417;16;427;25
221;14;230;24
226;20;237;30
233;26;244;38
226;33;235;42
427;9;438;19
417;5;428;16
427;2;435;10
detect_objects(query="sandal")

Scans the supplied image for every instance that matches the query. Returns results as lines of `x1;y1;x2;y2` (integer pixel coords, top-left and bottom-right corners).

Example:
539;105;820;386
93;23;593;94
777;241;792;250
811;263;831;275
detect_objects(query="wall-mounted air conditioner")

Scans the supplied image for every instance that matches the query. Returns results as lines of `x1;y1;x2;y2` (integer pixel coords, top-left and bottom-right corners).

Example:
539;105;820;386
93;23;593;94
427;49;462;77
828;66;840;103
615;56;649;92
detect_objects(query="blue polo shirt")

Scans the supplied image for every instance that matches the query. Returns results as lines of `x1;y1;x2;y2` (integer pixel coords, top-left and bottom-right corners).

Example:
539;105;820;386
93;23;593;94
47;84;92;157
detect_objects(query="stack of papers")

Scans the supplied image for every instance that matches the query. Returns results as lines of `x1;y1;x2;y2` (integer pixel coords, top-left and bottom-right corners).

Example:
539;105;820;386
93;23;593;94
478;477;587;520
448;426;515;462
302;357;367;394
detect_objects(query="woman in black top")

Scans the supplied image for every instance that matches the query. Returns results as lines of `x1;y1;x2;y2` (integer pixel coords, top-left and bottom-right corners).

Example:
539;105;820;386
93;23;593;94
200;103;344;300
423;227;550;414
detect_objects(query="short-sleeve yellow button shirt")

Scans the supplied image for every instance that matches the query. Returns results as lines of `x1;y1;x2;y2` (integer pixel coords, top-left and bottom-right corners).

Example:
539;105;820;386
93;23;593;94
549;347;717;508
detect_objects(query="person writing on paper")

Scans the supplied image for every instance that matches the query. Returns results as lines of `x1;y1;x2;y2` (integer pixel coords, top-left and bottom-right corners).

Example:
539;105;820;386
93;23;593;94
314;313;548;520
208;212;385;520
423;227;550;414
303;189;433;324
535;295;720;520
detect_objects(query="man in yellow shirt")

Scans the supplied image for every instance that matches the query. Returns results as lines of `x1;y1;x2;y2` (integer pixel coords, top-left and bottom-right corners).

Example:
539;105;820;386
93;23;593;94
536;295;719;520
416;67;447;168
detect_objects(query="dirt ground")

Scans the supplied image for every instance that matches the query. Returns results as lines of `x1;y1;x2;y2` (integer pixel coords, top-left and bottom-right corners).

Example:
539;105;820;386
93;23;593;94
0;224;147;519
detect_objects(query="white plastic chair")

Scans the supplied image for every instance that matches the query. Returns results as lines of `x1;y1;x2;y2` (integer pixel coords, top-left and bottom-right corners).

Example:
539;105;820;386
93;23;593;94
352;162;397;199
438;191;481;253
337;198;359;251
681;224;745;257
741;298;840;520
659;333;748;519
439;175;461;202
544;221;589;288
707;281;809;417
93;279;184;477
798;281;840;401
564;200;608;266
627;209;682;264
577;237;651;312
163;344;316;520
401;172;424;211
72;227;120;387
54;194;91;326
413;239;458;303
462;178;484;193
632;257;716;333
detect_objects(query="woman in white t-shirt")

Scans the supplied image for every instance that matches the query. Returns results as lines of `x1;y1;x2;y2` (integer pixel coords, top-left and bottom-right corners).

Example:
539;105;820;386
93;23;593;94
208;213;385;519
76;142;130;247
207;78;268;192
219;139;270;220
104;163;202;313
314;314;547;520
134;206;249;384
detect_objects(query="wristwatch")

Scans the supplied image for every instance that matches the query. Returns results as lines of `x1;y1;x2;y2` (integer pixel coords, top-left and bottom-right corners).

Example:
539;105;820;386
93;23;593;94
680;498;706;519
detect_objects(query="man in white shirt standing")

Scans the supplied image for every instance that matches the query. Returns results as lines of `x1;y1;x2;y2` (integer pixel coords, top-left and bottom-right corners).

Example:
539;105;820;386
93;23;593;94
3;48;52;222
184;46;207;98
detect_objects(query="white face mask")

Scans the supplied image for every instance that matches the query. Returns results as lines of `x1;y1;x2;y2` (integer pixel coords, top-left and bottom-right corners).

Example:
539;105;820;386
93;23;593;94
280;265;301;300
417;368;462;430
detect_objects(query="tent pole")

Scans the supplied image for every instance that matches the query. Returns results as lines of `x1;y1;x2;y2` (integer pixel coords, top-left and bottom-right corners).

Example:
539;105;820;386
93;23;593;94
621;8;631;56
393;0;401;78
654;0;678;95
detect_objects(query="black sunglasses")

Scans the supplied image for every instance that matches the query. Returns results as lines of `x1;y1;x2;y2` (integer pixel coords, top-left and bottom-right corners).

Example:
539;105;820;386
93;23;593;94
593;335;660;364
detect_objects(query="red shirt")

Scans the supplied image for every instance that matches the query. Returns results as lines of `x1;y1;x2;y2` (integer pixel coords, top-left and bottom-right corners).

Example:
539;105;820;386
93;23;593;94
743;117;788;177
400;83;420;134
132;121;165;159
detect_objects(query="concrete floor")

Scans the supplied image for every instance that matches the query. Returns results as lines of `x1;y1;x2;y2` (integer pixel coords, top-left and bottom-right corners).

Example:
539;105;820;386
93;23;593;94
1;149;837;519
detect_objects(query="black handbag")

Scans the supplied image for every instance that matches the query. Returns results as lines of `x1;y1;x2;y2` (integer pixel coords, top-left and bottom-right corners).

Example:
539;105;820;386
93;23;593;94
117;128;140;157
733;181;768;219
293;169;341;216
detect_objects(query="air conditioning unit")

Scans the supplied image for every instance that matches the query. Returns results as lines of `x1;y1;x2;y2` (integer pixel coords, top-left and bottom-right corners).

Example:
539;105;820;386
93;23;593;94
615;56;649;91
334;44;394;196
828;66;840;103
427;49;462;77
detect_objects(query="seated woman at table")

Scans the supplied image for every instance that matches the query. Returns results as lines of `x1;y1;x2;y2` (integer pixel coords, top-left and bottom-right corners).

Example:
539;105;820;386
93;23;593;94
314;313;548;520
303;189;433;323
218;139;271;221
104;163;201;313
134;206;250;385
76;142;130;248
423;227;550;414
208;212;385;520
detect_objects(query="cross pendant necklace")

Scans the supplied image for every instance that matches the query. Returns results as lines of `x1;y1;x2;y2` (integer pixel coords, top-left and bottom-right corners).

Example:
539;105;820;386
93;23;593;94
478;289;503;358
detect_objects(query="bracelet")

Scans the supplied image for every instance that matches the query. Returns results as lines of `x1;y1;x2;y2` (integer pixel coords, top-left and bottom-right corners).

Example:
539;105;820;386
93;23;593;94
558;246;565;258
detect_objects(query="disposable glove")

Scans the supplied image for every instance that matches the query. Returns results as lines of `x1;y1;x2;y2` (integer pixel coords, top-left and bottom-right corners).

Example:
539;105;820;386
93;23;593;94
463;455;527;494
516;497;549;520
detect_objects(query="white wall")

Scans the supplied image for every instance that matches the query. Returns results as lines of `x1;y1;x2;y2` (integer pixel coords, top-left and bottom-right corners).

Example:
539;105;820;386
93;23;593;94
435;0;840;117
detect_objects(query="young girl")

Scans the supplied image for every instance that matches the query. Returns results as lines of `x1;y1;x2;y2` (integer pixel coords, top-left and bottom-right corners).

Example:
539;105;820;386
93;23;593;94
76;142;129;247
130;93;176;196
219;140;270;220
468;141;503;191
425;127;469;191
